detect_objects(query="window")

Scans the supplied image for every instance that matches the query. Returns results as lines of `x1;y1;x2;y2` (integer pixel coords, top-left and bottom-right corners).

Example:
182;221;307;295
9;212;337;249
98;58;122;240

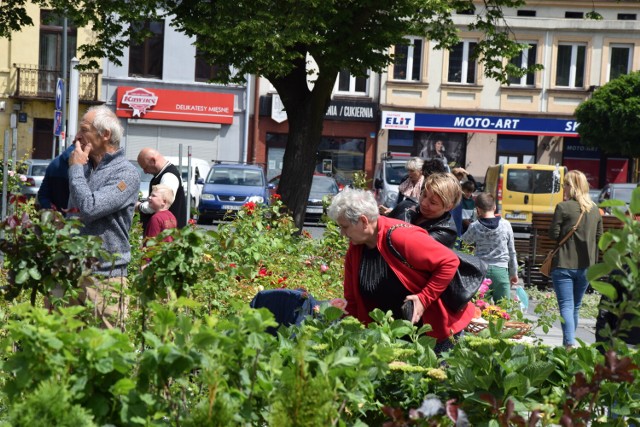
517;10;536;17
448;41;477;84
129;20;164;78
608;44;633;81
195;47;225;82
335;69;368;95
618;13;637;20
565;11;584;19
508;43;537;86
392;37;422;81
39;10;77;71
555;43;586;88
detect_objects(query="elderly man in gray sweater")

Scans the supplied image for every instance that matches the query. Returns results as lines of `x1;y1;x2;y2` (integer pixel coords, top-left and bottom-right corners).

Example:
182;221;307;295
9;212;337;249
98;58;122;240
67;105;140;329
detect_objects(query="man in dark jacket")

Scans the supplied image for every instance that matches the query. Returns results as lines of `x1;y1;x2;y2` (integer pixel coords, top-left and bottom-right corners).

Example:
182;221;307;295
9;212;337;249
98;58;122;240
136;148;187;232
37;144;75;211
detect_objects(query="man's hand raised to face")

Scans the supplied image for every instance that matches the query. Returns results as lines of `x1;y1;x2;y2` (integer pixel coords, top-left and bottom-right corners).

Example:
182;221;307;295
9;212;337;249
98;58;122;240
69;140;91;166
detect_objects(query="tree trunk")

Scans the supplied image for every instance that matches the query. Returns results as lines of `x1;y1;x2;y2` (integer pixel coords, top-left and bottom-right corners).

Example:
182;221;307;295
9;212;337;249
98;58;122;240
270;61;336;231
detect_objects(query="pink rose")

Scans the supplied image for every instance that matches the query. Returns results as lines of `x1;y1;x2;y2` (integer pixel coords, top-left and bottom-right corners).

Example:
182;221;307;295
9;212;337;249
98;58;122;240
329;298;347;311
19;175;27;182
8;171;14;177
320;264;329;273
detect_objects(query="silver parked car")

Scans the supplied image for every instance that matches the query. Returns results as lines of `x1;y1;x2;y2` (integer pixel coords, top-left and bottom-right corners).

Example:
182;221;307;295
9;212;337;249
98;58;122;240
19;159;51;198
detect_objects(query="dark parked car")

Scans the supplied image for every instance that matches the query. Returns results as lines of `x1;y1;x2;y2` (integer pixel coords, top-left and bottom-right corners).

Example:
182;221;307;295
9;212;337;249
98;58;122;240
597;182;638;214
269;174;340;222
197;163;269;223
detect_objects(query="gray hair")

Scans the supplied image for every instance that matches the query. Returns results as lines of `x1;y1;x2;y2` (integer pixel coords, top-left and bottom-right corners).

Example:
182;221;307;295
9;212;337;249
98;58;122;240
88;105;124;148
406;157;424;172
327;188;379;224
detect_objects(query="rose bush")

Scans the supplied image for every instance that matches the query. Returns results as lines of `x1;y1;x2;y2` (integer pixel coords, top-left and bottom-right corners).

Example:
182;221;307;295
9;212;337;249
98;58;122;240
0;194;637;425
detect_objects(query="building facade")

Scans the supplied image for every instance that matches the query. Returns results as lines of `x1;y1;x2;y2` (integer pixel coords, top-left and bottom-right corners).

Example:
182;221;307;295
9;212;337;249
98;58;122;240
379;0;640;188
0;4;101;160
251;71;380;185
101;19;248;163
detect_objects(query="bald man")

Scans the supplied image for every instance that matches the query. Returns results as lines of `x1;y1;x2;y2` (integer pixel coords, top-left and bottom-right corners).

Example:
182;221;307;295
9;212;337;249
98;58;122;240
136;148;187;231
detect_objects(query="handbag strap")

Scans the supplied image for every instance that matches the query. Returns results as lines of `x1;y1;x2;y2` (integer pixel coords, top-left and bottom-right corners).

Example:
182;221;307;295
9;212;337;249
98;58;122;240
550;210;585;257
386;223;415;269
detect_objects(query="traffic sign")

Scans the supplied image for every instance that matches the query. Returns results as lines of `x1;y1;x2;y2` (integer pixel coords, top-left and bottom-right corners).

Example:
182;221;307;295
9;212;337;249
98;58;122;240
55;78;64;111
54;110;62;136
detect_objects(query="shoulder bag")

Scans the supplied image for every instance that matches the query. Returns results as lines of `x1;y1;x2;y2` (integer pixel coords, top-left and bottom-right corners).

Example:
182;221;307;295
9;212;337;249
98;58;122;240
540;211;585;278
386;223;487;313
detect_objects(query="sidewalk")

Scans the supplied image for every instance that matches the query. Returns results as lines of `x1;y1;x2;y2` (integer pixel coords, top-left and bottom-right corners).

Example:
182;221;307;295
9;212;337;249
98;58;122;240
523;305;596;347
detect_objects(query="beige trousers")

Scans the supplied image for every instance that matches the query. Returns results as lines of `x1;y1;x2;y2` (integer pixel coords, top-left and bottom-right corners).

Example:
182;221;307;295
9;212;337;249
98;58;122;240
48;274;129;330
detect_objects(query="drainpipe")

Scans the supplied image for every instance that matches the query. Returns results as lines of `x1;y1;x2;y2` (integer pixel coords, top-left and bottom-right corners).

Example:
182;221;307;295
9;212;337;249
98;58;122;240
251;76;260;164
242;74;251;163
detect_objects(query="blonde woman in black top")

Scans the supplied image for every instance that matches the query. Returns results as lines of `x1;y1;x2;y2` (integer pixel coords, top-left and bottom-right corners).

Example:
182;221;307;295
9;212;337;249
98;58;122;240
549;170;603;348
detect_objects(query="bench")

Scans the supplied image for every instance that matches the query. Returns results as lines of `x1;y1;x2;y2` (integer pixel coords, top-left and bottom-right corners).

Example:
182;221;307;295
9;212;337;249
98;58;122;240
527;212;624;288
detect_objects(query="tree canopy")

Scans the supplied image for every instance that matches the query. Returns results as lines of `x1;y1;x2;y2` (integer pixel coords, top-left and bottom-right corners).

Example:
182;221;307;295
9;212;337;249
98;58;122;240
575;71;640;158
2;0;534;229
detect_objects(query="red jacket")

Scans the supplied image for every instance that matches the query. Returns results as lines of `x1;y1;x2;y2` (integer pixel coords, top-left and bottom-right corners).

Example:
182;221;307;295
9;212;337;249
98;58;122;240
343;216;474;341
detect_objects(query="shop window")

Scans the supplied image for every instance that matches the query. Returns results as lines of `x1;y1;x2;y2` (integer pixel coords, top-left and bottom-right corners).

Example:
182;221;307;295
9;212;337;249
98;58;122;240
266;133;365;186
129;20;164;79
447;40;477;84
555;43;586;88
335;69;368;95
392;37;422;81
507;43;537;86
497;135;536;164
608;44;633;81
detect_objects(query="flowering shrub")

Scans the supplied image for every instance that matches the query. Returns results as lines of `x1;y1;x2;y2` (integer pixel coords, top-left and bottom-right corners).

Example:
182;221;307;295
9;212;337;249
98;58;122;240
481;304;511;321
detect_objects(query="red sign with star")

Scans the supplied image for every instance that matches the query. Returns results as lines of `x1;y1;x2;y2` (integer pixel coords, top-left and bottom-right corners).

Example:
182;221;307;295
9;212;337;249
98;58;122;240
115;86;234;124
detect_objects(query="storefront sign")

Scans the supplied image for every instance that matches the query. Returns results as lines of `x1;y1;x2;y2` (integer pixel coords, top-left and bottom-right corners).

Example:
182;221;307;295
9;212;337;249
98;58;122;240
263;96;377;122
325;101;377;121
116;86;234;124
382;111;579;137
381;111;415;130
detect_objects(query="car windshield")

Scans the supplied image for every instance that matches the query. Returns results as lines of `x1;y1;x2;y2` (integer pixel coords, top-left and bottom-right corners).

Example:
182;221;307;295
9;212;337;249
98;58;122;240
385;162;407;185
311;176;338;193
610;187;635;204
506;169;561;194
30;165;49;176
207;167;264;186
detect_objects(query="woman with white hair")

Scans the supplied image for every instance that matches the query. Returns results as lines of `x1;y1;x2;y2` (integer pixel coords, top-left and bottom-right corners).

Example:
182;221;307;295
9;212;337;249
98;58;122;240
327;188;475;353
379;157;424;215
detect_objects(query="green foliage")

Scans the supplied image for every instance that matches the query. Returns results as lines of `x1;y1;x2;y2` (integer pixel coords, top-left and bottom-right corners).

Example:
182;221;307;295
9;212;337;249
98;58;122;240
0;192;638;425
587;187;640;348
0;210;107;306
1;379;96;427
0;304;134;424
575;71;640;157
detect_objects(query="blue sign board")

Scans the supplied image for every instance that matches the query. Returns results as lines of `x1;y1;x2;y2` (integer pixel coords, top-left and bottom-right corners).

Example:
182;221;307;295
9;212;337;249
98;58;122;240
55;78;64;111
53;110;62;136
382;111;579;137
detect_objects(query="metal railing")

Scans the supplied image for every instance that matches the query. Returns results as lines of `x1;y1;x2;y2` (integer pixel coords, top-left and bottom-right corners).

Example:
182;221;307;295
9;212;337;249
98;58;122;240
13;64;100;102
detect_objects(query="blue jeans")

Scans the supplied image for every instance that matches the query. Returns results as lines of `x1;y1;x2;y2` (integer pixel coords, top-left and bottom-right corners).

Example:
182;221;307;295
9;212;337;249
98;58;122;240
552;268;590;346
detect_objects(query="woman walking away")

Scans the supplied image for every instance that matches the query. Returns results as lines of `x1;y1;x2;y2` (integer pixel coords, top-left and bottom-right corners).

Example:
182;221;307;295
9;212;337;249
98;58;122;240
549;170;602;349
327;188;474;354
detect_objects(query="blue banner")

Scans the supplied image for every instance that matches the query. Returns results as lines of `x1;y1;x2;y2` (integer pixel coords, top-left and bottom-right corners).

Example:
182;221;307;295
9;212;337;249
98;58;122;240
382;111;579;137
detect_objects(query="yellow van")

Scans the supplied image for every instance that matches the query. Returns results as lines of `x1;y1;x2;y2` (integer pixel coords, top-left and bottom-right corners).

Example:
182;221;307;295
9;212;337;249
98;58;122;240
484;164;566;233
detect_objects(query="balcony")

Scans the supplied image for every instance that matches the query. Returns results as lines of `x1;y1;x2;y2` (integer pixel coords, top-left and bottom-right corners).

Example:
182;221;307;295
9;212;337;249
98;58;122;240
12;64;101;103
